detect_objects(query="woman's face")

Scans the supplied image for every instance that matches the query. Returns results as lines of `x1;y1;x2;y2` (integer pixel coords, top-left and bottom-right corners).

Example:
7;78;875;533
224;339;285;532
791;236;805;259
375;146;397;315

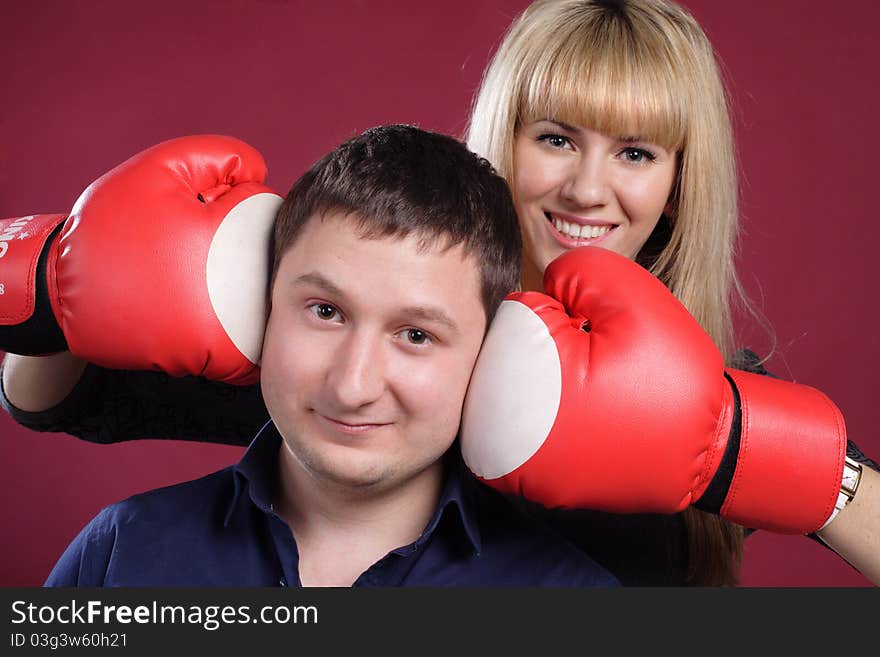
513;119;678;290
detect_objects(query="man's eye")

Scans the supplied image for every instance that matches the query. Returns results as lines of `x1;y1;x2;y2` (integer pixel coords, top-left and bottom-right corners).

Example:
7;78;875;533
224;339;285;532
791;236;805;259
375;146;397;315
400;328;433;346
309;303;342;322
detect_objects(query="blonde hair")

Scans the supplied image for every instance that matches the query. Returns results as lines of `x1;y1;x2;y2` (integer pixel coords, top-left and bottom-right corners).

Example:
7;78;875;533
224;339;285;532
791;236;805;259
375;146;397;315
467;0;746;360
467;0;747;585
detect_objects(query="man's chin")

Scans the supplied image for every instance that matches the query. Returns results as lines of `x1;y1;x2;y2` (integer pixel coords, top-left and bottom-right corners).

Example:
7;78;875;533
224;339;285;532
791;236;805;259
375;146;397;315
300;451;394;493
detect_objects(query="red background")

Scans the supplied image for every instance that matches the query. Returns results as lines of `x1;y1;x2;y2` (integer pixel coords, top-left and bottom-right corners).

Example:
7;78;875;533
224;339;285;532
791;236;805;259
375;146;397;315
1;0;877;587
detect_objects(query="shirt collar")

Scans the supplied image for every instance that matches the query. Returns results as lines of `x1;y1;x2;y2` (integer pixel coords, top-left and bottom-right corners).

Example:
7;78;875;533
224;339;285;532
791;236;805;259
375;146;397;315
226;420;279;525
225;424;483;555
410;447;483;555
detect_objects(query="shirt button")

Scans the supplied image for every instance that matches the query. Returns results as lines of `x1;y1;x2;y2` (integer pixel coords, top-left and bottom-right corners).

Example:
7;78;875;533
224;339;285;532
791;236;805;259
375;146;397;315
279;577;287;587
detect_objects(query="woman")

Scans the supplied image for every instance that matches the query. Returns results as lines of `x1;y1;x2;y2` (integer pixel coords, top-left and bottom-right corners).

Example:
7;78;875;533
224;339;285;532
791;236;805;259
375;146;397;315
2;0;878;585
469;0;747;586
464;0;879;585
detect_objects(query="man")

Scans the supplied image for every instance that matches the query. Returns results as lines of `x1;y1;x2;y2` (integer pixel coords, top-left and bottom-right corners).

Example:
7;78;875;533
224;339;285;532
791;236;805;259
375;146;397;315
43;125;617;587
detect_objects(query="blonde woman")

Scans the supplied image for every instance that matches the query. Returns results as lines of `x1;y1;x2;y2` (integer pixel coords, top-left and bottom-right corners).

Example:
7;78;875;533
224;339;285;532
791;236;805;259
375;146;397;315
2;0;877;586
463;0;879;586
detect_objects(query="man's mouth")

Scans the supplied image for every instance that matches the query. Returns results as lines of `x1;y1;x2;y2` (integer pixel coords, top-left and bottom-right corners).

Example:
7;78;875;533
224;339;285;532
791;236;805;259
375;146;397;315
316;413;391;435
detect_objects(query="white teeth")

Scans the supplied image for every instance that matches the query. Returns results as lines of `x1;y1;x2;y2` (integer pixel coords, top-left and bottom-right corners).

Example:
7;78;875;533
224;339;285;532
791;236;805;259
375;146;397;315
552;217;612;240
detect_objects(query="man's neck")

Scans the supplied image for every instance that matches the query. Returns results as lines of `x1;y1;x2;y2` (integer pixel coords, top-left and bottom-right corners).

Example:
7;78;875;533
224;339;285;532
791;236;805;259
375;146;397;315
273;446;445;587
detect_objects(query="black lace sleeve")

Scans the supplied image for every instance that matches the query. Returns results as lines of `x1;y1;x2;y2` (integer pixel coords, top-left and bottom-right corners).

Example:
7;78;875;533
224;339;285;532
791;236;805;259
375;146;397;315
0;362;268;446
847;440;880;474
729;347;774;377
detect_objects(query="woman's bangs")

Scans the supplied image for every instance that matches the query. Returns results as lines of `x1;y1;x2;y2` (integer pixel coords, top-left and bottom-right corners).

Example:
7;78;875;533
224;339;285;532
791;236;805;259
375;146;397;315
519;36;686;151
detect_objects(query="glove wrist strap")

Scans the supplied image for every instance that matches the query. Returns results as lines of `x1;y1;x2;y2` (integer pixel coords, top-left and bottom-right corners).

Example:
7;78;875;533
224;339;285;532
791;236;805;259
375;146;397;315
717;369;847;534
0;215;68;354
693;372;741;514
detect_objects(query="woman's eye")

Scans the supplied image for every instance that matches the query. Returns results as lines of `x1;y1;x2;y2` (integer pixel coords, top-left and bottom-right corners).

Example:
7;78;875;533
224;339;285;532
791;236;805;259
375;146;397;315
620;147;656;164
309;303;342;322
400;328;433;347
538;133;570;149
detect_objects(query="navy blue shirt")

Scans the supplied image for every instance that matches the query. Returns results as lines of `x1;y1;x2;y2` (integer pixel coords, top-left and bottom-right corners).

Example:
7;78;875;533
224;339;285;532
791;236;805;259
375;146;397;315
45;422;618;587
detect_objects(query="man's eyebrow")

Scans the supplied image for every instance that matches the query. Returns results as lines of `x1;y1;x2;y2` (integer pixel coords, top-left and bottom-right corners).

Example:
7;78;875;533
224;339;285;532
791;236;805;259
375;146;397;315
399;305;461;335
292;272;347;299
292;272;462;334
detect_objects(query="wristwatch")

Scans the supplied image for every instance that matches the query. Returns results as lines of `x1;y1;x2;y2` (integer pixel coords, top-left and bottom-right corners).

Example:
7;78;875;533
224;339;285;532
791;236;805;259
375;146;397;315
839;456;863;507
820;456;863;530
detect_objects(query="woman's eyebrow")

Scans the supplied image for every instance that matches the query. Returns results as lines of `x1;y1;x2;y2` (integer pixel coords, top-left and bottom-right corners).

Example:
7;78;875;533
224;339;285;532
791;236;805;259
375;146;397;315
541;118;579;132
544;120;651;145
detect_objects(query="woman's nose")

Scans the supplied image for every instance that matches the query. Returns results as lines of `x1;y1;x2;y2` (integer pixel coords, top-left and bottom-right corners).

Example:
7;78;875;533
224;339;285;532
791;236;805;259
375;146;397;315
561;155;610;208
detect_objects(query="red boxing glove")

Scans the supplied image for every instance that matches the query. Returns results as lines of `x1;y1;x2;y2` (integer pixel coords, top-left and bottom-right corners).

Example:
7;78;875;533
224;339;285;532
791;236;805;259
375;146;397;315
460;246;846;534
0;135;283;385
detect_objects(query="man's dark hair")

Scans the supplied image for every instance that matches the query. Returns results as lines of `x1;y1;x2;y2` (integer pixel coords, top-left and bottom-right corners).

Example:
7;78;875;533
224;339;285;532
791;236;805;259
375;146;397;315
271;124;521;320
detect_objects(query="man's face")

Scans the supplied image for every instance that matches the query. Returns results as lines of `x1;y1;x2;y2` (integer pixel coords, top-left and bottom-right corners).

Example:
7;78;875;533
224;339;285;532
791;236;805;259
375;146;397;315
261;211;487;493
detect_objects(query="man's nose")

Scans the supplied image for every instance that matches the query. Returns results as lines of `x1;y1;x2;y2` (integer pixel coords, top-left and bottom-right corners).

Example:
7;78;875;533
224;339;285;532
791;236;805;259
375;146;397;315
326;332;386;409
